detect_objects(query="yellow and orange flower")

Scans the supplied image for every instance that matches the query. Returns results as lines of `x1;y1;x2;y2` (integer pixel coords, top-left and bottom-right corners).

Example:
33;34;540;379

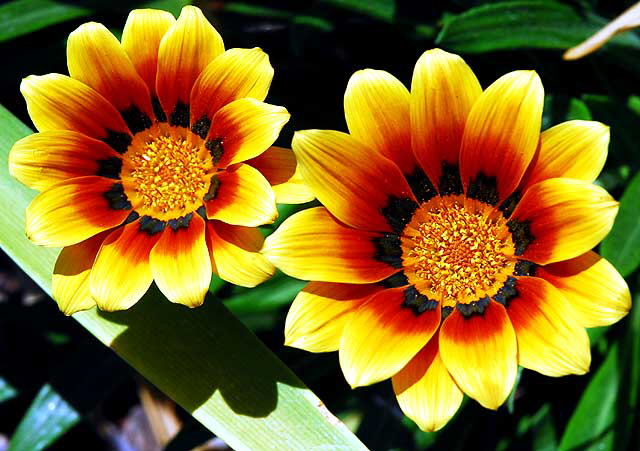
9;6;313;314
264;49;631;431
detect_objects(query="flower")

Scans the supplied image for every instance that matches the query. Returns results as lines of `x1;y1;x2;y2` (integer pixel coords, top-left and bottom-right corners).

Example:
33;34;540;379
9;6;313;314
263;49;631;431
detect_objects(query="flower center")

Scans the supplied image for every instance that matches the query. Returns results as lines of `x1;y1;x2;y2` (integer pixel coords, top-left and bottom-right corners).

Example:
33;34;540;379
402;196;516;306
121;124;214;219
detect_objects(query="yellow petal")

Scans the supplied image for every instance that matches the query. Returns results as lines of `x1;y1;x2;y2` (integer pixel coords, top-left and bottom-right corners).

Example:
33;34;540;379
411;49;482;189
508;276;590;376
512;178;618;265
150;214;211;307
459;70;544;202
538;251;631;328
205;164;277;227
344;69;414;174
340;287;440;387
524;120;609;189
207;221;274;287
263;207;399;284
285;282;382;353
440;301;517;409
392;337;464;432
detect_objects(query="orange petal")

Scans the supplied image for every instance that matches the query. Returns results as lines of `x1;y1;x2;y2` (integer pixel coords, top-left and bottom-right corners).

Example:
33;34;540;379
340;287;440;387
292;129;416;233
150;214;211;307
511;178;618;265
245;146;315;204
90;221;160;311
344;69;414;174
508;276;590;376
122;9;176;97
263;207;400;283
459;71;544;203
156;5;224;124
206;98;289;167
190;48;273;133
9;130;120;191
52;232;109;315
26;176;131;247
207;221;274;287
522;120;609;190
285;282;382;353
205;164;277;227
67;21;153;131
392;336;464;432
21;74;132;153
410;49;481;188
538;251;631;328
439;301;517;409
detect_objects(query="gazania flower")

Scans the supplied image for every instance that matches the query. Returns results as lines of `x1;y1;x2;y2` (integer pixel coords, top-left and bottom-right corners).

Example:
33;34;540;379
263;49;631;431
9;6;312;314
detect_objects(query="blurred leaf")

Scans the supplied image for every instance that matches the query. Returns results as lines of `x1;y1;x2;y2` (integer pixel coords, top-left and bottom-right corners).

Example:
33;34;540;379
0;103;368;451
558;344;618;451
8;384;80;451
0;377;18;403
601;170;640;277
0;0;92;42
436;0;640;53
142;0;189;16
566;98;592;121
320;0;395;22
224;272;306;314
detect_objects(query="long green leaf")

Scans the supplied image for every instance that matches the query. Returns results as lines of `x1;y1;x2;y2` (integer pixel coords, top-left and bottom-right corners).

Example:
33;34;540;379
0;104;368;451
0;0;92;42
601;171;640;277
436;1;640;53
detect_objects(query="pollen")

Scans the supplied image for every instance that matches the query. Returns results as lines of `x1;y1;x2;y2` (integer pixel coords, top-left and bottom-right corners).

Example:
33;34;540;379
403;196;517;306
121;124;214;219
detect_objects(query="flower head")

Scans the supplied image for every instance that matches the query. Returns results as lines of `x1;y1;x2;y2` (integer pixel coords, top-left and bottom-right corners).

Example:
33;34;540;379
263;49;631;431
10;6;312;314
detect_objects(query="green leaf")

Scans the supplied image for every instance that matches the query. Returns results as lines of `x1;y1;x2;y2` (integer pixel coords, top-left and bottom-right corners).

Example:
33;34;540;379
8;384;80;451
224;272;306;314
0;377;18;403
0;103;368;451
558;344;619;451
0;0;92;42
320;0;395;22
436;1;640;53
600;170;640;277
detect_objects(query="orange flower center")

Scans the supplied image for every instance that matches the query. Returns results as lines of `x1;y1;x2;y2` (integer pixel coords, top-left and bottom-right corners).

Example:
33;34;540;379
121;124;215;219
402;196;516;306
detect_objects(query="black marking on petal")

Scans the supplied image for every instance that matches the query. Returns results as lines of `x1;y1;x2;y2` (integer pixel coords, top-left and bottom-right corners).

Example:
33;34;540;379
203;175;220;202
405;165;437;203
441;306;453;319
507;219;534;255
379;272;409;288
152;97;167;122
206;139;224;165
103;183;132;210
372;233;402;269
456;295;490;317
514;260;537;277
167;213;193;231
169;100;190;128
492;276;518;306
191;115;212;139
102;130;132;154
438;162;463;196
467;172;499;206
139;215;166;235
96;156;122;179
499;191;521;218
381;196;419;235
196;205;207;219
120;105;152;134
123;210;140;225
403;285;438;315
